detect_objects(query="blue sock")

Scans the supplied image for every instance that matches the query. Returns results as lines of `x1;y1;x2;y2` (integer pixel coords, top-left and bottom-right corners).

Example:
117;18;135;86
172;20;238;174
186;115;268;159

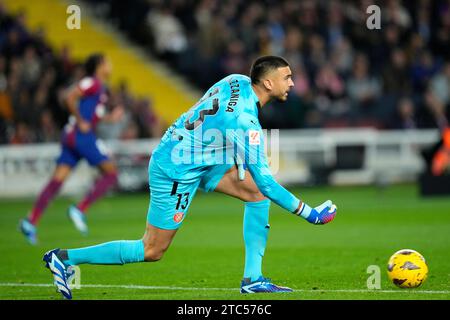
65;240;144;265
243;199;270;282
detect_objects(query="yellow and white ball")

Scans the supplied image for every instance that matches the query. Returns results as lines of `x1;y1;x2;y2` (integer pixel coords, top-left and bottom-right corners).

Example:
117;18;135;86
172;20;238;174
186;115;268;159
387;249;428;288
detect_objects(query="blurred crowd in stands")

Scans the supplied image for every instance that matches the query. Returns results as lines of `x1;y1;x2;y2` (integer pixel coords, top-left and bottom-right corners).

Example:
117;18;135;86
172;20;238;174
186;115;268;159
2;0;450;147
87;0;450;130
0;3;163;145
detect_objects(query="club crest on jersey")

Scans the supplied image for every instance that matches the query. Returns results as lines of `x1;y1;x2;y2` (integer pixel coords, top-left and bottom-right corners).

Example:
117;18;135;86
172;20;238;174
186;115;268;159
173;212;184;223
249;130;260;145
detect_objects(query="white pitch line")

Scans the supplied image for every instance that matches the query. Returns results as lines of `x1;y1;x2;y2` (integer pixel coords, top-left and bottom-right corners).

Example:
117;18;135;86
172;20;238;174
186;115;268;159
0;283;235;291
0;283;449;295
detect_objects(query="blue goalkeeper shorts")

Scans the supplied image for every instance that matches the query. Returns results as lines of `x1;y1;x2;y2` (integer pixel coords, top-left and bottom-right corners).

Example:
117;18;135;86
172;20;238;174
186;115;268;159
147;157;233;230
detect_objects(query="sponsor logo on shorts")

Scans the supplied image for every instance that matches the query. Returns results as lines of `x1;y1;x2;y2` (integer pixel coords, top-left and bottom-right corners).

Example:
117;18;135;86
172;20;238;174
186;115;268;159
173;212;184;223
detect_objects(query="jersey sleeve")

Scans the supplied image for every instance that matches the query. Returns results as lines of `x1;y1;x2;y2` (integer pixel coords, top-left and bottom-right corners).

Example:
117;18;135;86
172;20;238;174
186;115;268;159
229;112;301;213
77;77;101;96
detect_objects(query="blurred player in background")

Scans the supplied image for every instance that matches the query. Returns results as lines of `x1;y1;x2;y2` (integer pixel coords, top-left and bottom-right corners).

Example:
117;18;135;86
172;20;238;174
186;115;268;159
42;56;337;299
19;53;123;245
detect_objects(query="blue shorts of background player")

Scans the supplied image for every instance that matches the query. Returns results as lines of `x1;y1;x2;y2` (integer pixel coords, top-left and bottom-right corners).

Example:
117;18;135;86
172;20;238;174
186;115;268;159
56;131;109;167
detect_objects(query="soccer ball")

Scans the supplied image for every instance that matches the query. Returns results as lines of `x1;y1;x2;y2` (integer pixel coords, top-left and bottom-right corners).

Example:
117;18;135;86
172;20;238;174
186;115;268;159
387;249;428;288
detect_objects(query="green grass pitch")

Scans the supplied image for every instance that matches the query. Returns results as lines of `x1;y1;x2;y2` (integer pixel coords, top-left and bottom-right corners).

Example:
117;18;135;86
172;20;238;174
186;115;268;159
0;184;449;300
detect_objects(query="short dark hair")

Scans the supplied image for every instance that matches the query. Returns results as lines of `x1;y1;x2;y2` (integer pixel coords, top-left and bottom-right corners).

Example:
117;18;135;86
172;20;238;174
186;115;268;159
250;56;290;84
85;53;105;76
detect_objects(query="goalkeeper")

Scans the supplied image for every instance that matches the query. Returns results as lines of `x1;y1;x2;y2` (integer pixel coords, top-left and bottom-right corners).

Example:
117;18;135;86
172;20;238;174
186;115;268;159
43;56;337;299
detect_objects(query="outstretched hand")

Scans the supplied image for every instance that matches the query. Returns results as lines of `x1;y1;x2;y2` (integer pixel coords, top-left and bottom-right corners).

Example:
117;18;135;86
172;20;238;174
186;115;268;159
303;200;337;225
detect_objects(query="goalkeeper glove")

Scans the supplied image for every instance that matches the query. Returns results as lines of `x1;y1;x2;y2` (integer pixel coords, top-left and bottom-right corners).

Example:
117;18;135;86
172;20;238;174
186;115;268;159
296;200;337;225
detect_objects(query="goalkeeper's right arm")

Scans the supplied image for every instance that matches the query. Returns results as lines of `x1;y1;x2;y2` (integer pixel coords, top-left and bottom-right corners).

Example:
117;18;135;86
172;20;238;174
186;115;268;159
232;113;337;224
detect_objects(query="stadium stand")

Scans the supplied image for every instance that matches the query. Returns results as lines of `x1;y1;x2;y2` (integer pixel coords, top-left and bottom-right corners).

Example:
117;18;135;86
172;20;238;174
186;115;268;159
1;0;450;143
0;0;199;144
83;0;450;130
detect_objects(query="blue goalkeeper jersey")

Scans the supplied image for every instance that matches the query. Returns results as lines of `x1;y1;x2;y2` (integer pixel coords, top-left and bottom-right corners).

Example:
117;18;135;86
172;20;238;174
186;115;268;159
152;74;300;213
